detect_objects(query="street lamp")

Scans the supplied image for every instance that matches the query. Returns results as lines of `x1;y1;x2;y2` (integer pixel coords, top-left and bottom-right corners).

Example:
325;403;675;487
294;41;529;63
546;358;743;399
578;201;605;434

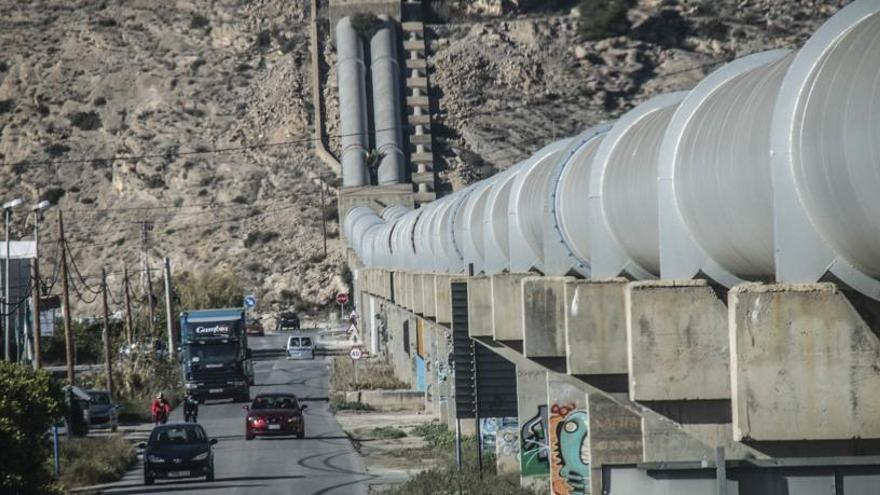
3;197;23;362
30;200;52;369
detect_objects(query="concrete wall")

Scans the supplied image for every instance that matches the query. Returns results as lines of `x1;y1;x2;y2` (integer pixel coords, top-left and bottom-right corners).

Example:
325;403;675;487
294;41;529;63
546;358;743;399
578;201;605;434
517;361;551;491
492;274;529;343
468;276;493;337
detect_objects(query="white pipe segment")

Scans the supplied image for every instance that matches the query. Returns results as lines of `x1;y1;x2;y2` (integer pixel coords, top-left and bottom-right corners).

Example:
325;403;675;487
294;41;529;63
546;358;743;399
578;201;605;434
437;191;471;273
371;16;406;185
414;201;440;271
460;180;498;272
659;50;793;286
508;139;572;273
547;124;613;277
772;0;880;299
336;17;369;187
483;165;523;274
391;209;423;271
590;92;688;279
344;206;381;251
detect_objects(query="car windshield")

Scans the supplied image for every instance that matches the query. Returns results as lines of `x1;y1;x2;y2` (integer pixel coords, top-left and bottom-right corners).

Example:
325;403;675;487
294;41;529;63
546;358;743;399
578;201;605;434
288;337;312;348
89;392;111;405
300;337;312;347
188;343;237;362
152;425;207;445
252;396;298;410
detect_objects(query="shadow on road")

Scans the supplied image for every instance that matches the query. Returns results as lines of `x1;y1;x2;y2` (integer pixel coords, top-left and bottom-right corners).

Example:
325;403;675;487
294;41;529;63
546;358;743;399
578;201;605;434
104;475;305;494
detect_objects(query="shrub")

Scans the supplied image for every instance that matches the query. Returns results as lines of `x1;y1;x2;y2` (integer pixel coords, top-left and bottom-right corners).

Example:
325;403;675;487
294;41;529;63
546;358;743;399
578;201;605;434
0;99;13;114
45;143;70;157
386;466;536;495
331;357;409;391
350;12;383;40
370;426;407;439
69;111;102;130
578;0;635;40
190;14;210;29
57;436;135;489
330;393;374;412
0;362;65;494
175;269;244;310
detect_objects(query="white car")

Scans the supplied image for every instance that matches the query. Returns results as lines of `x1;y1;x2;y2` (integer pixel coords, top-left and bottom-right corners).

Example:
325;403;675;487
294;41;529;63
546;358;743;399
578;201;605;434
286;335;315;360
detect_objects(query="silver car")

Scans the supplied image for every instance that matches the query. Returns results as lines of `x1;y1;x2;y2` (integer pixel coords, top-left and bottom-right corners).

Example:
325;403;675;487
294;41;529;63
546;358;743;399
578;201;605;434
87;390;119;431
286;335;315;360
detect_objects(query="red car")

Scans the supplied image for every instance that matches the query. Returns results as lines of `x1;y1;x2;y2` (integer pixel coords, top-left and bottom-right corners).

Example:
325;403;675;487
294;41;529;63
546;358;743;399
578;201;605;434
246;319;264;337
244;393;307;440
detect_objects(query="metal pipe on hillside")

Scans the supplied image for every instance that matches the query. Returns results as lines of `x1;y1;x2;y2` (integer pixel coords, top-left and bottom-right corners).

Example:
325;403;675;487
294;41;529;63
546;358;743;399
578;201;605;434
337;17;369;187
370;16;406;184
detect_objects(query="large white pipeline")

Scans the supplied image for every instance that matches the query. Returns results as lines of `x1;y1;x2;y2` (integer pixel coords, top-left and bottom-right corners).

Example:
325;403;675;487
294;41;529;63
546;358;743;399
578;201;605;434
371;16;406;185
343;0;880;300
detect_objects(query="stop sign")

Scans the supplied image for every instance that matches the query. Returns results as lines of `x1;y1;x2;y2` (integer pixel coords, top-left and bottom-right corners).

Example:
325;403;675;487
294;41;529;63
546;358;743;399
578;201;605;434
336;293;349;305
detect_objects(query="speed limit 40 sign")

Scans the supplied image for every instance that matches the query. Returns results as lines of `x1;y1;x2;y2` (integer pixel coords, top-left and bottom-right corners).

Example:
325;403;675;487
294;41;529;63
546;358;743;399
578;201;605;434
349;347;364;360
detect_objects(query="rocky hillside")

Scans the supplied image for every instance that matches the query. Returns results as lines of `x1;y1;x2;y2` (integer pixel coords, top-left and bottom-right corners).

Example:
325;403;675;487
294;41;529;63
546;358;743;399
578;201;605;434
0;0;348;315
427;0;851;188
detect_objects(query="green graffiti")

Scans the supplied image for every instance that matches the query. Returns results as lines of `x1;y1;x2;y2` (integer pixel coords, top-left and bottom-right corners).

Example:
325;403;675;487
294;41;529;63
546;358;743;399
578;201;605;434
520;405;550;477
558;410;590;494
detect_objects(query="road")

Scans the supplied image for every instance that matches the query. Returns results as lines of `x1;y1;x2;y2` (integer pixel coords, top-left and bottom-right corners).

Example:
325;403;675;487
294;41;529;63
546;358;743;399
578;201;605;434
99;334;376;495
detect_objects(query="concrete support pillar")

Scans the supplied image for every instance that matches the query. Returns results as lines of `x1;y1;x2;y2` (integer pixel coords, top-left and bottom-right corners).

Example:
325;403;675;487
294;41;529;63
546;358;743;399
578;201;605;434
517;361;551;491
564;279;629;394
730;283;880;448
434;275;454;325
467;276;493;338
423;274;437;319
411;273;425;315
522;276;571;370
588;394;643;495
491;273;529;346
545;373;589;495
392;271;402;305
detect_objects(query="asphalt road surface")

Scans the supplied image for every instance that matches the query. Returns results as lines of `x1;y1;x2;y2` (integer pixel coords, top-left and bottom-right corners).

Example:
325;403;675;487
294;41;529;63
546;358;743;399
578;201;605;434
100;334;374;495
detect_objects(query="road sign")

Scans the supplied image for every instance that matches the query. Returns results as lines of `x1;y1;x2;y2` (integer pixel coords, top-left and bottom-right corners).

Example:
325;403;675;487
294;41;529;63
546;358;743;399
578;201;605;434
349;347;363;360
336;293;349;305
244;295;257;308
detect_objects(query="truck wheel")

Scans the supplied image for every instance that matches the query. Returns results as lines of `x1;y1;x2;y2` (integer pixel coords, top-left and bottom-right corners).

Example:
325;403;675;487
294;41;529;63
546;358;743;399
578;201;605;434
144;470;154;485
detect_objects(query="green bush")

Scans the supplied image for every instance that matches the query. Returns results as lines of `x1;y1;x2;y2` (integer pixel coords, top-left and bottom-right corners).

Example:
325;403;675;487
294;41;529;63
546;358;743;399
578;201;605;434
57;436;135;489
370;426;407;439
331;357;409;391
387;466;536;495
0;362;65;494
578;0;635;40
412;421;456;450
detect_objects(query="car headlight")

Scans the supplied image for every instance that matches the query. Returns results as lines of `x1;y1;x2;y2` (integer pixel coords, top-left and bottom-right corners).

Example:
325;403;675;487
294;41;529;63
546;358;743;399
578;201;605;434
287;416;300;423
191;452;209;461
147;455;166;463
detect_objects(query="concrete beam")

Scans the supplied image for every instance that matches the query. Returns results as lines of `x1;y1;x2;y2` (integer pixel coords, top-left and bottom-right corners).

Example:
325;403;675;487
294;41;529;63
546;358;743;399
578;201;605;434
625;280;730;402
467;276;493;338
588;394;643;495
517;361;551;491
411;273;424;315
434;275;453;324
491;274;529;347
564;279;629;393
730;283;880;444
522;276;570;370
422;274;437;319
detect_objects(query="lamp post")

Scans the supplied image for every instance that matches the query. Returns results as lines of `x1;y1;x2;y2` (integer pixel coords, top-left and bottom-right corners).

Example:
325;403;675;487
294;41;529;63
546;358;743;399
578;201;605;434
31;200;52;369
3;197;23;362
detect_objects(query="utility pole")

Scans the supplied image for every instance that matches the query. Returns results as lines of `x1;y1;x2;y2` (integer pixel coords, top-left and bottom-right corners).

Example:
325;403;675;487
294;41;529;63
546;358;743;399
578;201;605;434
101;267;113;397
163;257;175;360
58;211;74;384
140;221;155;337
320;175;328;258
122;264;133;344
31;255;41;369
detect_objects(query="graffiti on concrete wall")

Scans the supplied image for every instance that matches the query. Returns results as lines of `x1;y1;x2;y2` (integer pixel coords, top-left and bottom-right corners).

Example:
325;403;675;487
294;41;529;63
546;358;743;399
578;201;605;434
480;417;519;455
549;403;590;494
520;405;550;477
498;426;520;458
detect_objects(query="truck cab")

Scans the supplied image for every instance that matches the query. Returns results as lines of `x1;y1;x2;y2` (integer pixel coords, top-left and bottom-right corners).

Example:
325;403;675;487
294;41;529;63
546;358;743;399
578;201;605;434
180;308;253;402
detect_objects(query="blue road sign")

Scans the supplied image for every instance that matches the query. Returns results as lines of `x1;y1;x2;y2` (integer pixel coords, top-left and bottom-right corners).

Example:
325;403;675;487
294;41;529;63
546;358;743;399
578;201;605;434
244;295;257;308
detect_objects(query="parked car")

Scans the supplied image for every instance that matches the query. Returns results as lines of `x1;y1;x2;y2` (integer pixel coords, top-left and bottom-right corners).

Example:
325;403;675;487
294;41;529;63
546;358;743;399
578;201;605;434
246;319;264;337
87;390;119;431
140;423;217;485
286;335;315;360
275;312;300;332
244;393;307;440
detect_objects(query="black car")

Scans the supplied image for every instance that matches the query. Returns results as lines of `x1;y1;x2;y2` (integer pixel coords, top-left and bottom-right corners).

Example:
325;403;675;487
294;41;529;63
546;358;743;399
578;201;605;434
140;423;217;485
275;312;300;332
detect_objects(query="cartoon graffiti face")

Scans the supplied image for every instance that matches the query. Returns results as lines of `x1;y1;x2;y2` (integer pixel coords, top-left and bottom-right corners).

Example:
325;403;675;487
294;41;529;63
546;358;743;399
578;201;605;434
557;410;590;494
520;405;550;477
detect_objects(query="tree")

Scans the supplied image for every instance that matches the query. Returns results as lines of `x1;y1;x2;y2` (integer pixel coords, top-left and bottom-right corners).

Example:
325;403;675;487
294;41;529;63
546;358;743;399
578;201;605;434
0;362;64;494
365;148;386;184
